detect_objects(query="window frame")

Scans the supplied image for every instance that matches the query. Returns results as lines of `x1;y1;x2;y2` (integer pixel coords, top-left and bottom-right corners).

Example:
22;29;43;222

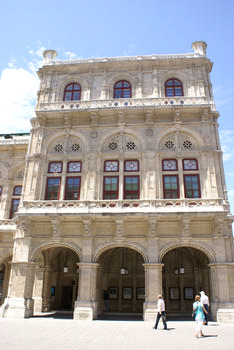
48;161;63;174
63;83;82;101
113;80;132;99
103;176;119;200
123;175;140;199
67;161;82;173
183;174;201;198
165;78;184;97
124;160;139;172
13;186;22;196
65;176;81;200
9;198;21;219
45;177;61;200
104;160;119;172
182;159;199;171
162;159;178;171
163;175;180;199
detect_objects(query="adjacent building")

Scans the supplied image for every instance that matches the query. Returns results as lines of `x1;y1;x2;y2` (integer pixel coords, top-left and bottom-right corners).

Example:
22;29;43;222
0;42;234;322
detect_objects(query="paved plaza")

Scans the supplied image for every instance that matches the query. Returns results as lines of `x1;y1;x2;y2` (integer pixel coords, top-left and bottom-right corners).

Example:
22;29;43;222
0;314;234;350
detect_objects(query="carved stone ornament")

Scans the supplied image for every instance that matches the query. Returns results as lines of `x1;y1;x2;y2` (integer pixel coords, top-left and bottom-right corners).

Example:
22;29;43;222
90;130;98;138
145;128;154;137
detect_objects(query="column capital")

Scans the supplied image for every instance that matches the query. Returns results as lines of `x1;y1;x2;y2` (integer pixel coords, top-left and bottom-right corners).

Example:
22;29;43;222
143;263;164;270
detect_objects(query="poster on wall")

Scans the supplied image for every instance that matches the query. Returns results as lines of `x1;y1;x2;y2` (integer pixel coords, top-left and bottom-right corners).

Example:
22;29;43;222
169;287;180;300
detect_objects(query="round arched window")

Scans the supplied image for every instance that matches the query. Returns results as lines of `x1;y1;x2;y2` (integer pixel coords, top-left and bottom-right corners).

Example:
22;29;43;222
114;80;131;98
165;79;183;97
63;83;81;101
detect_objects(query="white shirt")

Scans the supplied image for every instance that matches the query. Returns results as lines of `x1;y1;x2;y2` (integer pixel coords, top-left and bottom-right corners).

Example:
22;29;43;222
157;298;165;312
200;294;209;306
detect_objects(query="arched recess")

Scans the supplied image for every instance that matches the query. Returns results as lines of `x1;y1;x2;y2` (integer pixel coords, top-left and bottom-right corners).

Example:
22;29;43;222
41;130;89;156
159;241;215;264
58;78;88;101
94;241;148;263
98;128;147;153
30;241;82;262
109;74;136;99
159;243;213;315
0;254;12;306
156;126;205;152
94;242;147;317
30;241;82;314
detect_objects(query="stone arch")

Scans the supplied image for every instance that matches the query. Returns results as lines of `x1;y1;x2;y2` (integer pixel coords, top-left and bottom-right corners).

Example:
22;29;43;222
109;73;137;99
159;241;215;264
30;241;82;262
42;130;89;155
160;72;187;97
93;241;148;263
58;78;88;101
0;161;9;180
8;161;26;180
98;127;147;153
156;125;204;152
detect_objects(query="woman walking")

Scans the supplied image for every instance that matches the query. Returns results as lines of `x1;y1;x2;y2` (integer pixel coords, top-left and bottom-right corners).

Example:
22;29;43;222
193;294;208;338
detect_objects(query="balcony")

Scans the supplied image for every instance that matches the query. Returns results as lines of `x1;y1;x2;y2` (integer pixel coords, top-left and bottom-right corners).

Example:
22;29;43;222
20;198;228;216
36;96;214;113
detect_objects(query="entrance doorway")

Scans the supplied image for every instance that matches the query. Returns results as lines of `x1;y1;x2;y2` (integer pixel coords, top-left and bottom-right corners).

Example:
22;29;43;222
33;247;79;313
96;247;145;317
162;247;210;315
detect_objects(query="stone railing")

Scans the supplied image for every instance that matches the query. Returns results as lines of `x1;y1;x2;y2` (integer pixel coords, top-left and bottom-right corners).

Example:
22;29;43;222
21;198;227;215
0;138;30;145
0;220;17;230
36;96;212;112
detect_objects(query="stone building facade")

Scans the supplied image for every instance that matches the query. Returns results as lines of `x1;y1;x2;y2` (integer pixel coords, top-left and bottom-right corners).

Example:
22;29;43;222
0;41;234;322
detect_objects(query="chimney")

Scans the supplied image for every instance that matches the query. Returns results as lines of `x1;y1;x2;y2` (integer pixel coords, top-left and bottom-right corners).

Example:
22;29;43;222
43;50;57;64
192;41;207;56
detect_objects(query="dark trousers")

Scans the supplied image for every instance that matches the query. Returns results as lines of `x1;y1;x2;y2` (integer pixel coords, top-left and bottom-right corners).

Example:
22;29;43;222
203;304;209;324
154;311;167;329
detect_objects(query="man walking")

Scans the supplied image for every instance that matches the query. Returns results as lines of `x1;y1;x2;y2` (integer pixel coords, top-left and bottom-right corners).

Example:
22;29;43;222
153;294;167;330
200;291;209;325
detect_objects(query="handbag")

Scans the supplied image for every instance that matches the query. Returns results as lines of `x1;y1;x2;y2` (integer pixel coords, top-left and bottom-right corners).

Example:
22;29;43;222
192;306;197;318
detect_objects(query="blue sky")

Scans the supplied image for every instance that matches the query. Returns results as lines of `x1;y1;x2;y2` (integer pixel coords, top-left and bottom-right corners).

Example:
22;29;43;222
0;0;233;216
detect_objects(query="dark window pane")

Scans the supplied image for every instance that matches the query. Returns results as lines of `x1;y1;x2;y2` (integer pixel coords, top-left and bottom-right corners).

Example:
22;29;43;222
115;90;122;98
64;92;72;101
123;82;130;88
73;91;81;100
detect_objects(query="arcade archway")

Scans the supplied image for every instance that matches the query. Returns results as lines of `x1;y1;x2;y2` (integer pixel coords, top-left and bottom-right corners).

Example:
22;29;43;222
162;247;210;314
33;247;79;313
96;247;145;316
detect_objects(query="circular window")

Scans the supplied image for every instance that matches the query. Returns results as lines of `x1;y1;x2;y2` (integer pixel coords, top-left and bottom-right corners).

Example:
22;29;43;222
54;144;63;152
183;140;192;149
126;141;136;150
71;143;81;152
165;140;175;150
108;142;118;151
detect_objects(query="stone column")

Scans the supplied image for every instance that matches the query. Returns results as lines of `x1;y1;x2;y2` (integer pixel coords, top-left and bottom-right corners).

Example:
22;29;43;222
143;263;164;322
73;262;99;320
32;267;45;313
3;261;35;318
209;263;234;322
42;266;54;312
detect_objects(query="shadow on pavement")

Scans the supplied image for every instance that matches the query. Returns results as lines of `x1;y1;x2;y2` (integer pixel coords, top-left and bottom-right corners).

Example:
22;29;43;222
33;311;73;319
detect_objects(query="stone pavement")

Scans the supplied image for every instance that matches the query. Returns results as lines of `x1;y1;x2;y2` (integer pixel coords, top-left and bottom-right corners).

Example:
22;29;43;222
0;314;233;350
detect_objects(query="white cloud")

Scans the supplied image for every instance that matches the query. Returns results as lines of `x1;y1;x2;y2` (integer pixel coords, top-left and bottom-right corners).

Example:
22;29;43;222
0;46;47;133
64;51;78;60
219;130;234;161
0;67;39;133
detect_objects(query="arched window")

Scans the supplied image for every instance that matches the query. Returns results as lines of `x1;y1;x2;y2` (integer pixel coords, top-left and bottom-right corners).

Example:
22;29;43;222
165;79;183;97
63;83;81;101
114;80;131;98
